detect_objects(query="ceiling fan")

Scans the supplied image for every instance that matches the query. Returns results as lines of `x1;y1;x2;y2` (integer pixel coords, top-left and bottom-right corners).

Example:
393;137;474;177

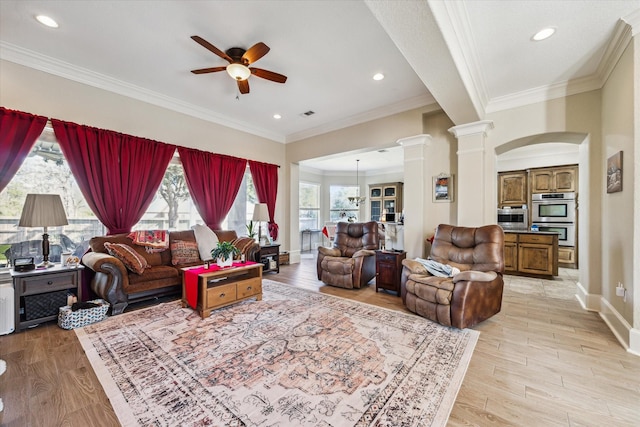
190;35;287;94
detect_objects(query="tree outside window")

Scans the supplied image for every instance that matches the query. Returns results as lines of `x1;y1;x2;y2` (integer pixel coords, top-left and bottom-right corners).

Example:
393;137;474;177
0;137;104;267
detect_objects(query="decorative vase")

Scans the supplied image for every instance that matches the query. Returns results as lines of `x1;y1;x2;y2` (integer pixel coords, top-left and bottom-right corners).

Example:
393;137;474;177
216;256;233;268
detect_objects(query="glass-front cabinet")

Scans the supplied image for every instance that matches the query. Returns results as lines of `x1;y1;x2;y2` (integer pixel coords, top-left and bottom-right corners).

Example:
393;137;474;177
369;182;403;222
370;200;382;221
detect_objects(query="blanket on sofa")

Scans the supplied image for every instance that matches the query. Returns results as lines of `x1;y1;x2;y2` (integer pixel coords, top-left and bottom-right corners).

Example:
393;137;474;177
127;230;169;253
415;257;461;277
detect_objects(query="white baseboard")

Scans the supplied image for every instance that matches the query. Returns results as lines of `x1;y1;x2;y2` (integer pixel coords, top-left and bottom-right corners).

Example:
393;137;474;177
289;250;301;264
629;328;640;356
575;282;638;357
575;282;600;311
599;296;633;352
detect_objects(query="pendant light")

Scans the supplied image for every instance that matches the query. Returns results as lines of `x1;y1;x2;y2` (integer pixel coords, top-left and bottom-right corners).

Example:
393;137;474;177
347;159;366;206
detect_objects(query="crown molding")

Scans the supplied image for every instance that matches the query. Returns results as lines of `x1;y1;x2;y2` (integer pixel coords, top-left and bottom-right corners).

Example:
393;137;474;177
597;19;633;87
434;0;489;116
0;42;285;143
622;9;640;36
485;74;603;113
284;94;437;143
486;16;633;114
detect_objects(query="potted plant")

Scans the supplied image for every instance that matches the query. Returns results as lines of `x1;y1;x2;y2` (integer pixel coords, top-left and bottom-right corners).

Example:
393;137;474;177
210;241;240;268
246;220;257;240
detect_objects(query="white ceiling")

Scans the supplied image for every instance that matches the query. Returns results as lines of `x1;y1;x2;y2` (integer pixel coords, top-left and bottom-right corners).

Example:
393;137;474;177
1;1;639;173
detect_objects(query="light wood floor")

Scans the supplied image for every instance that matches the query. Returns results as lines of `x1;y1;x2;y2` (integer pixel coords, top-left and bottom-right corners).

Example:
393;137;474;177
1;256;639;426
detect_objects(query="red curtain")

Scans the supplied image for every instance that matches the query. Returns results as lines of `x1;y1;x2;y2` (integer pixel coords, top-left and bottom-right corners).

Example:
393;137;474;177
52;119;176;235
0;107;48;192
249;160;279;240
178;147;246;230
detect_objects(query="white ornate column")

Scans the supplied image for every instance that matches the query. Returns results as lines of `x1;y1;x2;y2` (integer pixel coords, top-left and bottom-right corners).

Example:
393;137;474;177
397;134;431;259
448;120;494;226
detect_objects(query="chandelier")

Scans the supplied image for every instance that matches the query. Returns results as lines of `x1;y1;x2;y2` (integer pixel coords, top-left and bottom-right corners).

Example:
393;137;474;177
347;159;366;206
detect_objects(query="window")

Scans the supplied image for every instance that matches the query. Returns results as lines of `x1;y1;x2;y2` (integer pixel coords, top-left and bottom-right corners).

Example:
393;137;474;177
299;182;320;230
133;160;202;231
225;168;258;237
1;129;259;270
329;185;359;222
0;134;105;268
134;162;257;238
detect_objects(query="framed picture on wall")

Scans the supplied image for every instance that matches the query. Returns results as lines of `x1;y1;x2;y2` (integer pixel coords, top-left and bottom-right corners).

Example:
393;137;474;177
433;174;454;202
606;151;623;194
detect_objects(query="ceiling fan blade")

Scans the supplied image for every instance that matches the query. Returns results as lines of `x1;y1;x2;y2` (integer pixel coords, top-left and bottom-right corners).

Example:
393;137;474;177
191;66;227;74
238;79;250;94
250;68;287;83
242;42;270;64
191;35;232;63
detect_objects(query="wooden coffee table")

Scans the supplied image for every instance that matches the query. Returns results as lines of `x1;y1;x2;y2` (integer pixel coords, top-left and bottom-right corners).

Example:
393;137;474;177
181;263;262;319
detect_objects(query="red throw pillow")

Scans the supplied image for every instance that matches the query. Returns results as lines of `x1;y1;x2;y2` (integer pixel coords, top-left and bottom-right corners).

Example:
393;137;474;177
104;242;148;275
171;240;200;265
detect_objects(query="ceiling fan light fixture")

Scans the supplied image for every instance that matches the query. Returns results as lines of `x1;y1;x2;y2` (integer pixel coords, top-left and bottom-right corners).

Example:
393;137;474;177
226;63;251;81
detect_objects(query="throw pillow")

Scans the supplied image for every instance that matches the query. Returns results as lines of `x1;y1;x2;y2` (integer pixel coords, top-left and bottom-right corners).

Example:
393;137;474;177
171;240;200;265
104;242;148;275
191;224;219;261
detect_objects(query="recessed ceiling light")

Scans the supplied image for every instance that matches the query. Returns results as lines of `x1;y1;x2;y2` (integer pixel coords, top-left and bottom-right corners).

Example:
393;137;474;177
532;27;555;41
273;114;282;120
35;15;59;28
373;73;384;81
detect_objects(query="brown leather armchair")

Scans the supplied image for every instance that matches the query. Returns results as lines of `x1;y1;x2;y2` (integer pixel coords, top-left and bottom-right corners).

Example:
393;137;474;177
401;224;505;329
317;221;379;289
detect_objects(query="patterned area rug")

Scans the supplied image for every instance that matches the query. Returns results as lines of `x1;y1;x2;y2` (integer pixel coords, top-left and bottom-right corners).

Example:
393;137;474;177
76;280;479;426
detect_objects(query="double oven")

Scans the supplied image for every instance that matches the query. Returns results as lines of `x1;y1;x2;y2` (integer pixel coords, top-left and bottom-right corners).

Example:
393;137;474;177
531;192;576;247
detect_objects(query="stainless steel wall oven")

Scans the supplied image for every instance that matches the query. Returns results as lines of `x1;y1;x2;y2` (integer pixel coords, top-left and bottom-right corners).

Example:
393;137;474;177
532;192;576;223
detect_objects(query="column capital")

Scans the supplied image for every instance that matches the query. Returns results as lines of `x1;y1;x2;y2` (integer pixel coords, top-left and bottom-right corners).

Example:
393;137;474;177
448;120;494;138
396;134;432;147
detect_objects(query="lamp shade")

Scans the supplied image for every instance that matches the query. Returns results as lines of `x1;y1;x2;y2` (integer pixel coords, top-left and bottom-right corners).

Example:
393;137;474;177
19;194;68;227
252;203;270;222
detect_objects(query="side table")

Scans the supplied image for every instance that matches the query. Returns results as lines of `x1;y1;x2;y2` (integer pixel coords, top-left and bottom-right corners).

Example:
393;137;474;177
375;250;406;294
259;244;280;274
11;265;83;332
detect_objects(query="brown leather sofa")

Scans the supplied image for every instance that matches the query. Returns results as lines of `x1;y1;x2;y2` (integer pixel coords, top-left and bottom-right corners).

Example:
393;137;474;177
401;224;505;329
317;221;379;289
82;229;259;315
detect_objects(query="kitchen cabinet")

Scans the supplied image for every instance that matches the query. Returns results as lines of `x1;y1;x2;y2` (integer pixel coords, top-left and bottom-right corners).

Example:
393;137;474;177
498;171;528;208
558;246;576;268
503;233;518;271
369;182;403;222
504;232;558;277
530;165;578;194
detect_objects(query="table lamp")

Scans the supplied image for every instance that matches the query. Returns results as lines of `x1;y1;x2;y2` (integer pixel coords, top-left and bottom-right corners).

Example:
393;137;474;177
252;203;270;246
18;194;68;268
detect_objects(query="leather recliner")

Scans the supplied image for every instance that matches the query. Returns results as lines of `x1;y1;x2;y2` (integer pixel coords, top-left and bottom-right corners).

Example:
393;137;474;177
317;221;379;289
401;224;505;329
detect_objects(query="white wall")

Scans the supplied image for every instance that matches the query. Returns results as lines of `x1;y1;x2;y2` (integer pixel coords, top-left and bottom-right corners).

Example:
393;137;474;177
601;40;636;344
497;143;580;172
0;60;290;250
